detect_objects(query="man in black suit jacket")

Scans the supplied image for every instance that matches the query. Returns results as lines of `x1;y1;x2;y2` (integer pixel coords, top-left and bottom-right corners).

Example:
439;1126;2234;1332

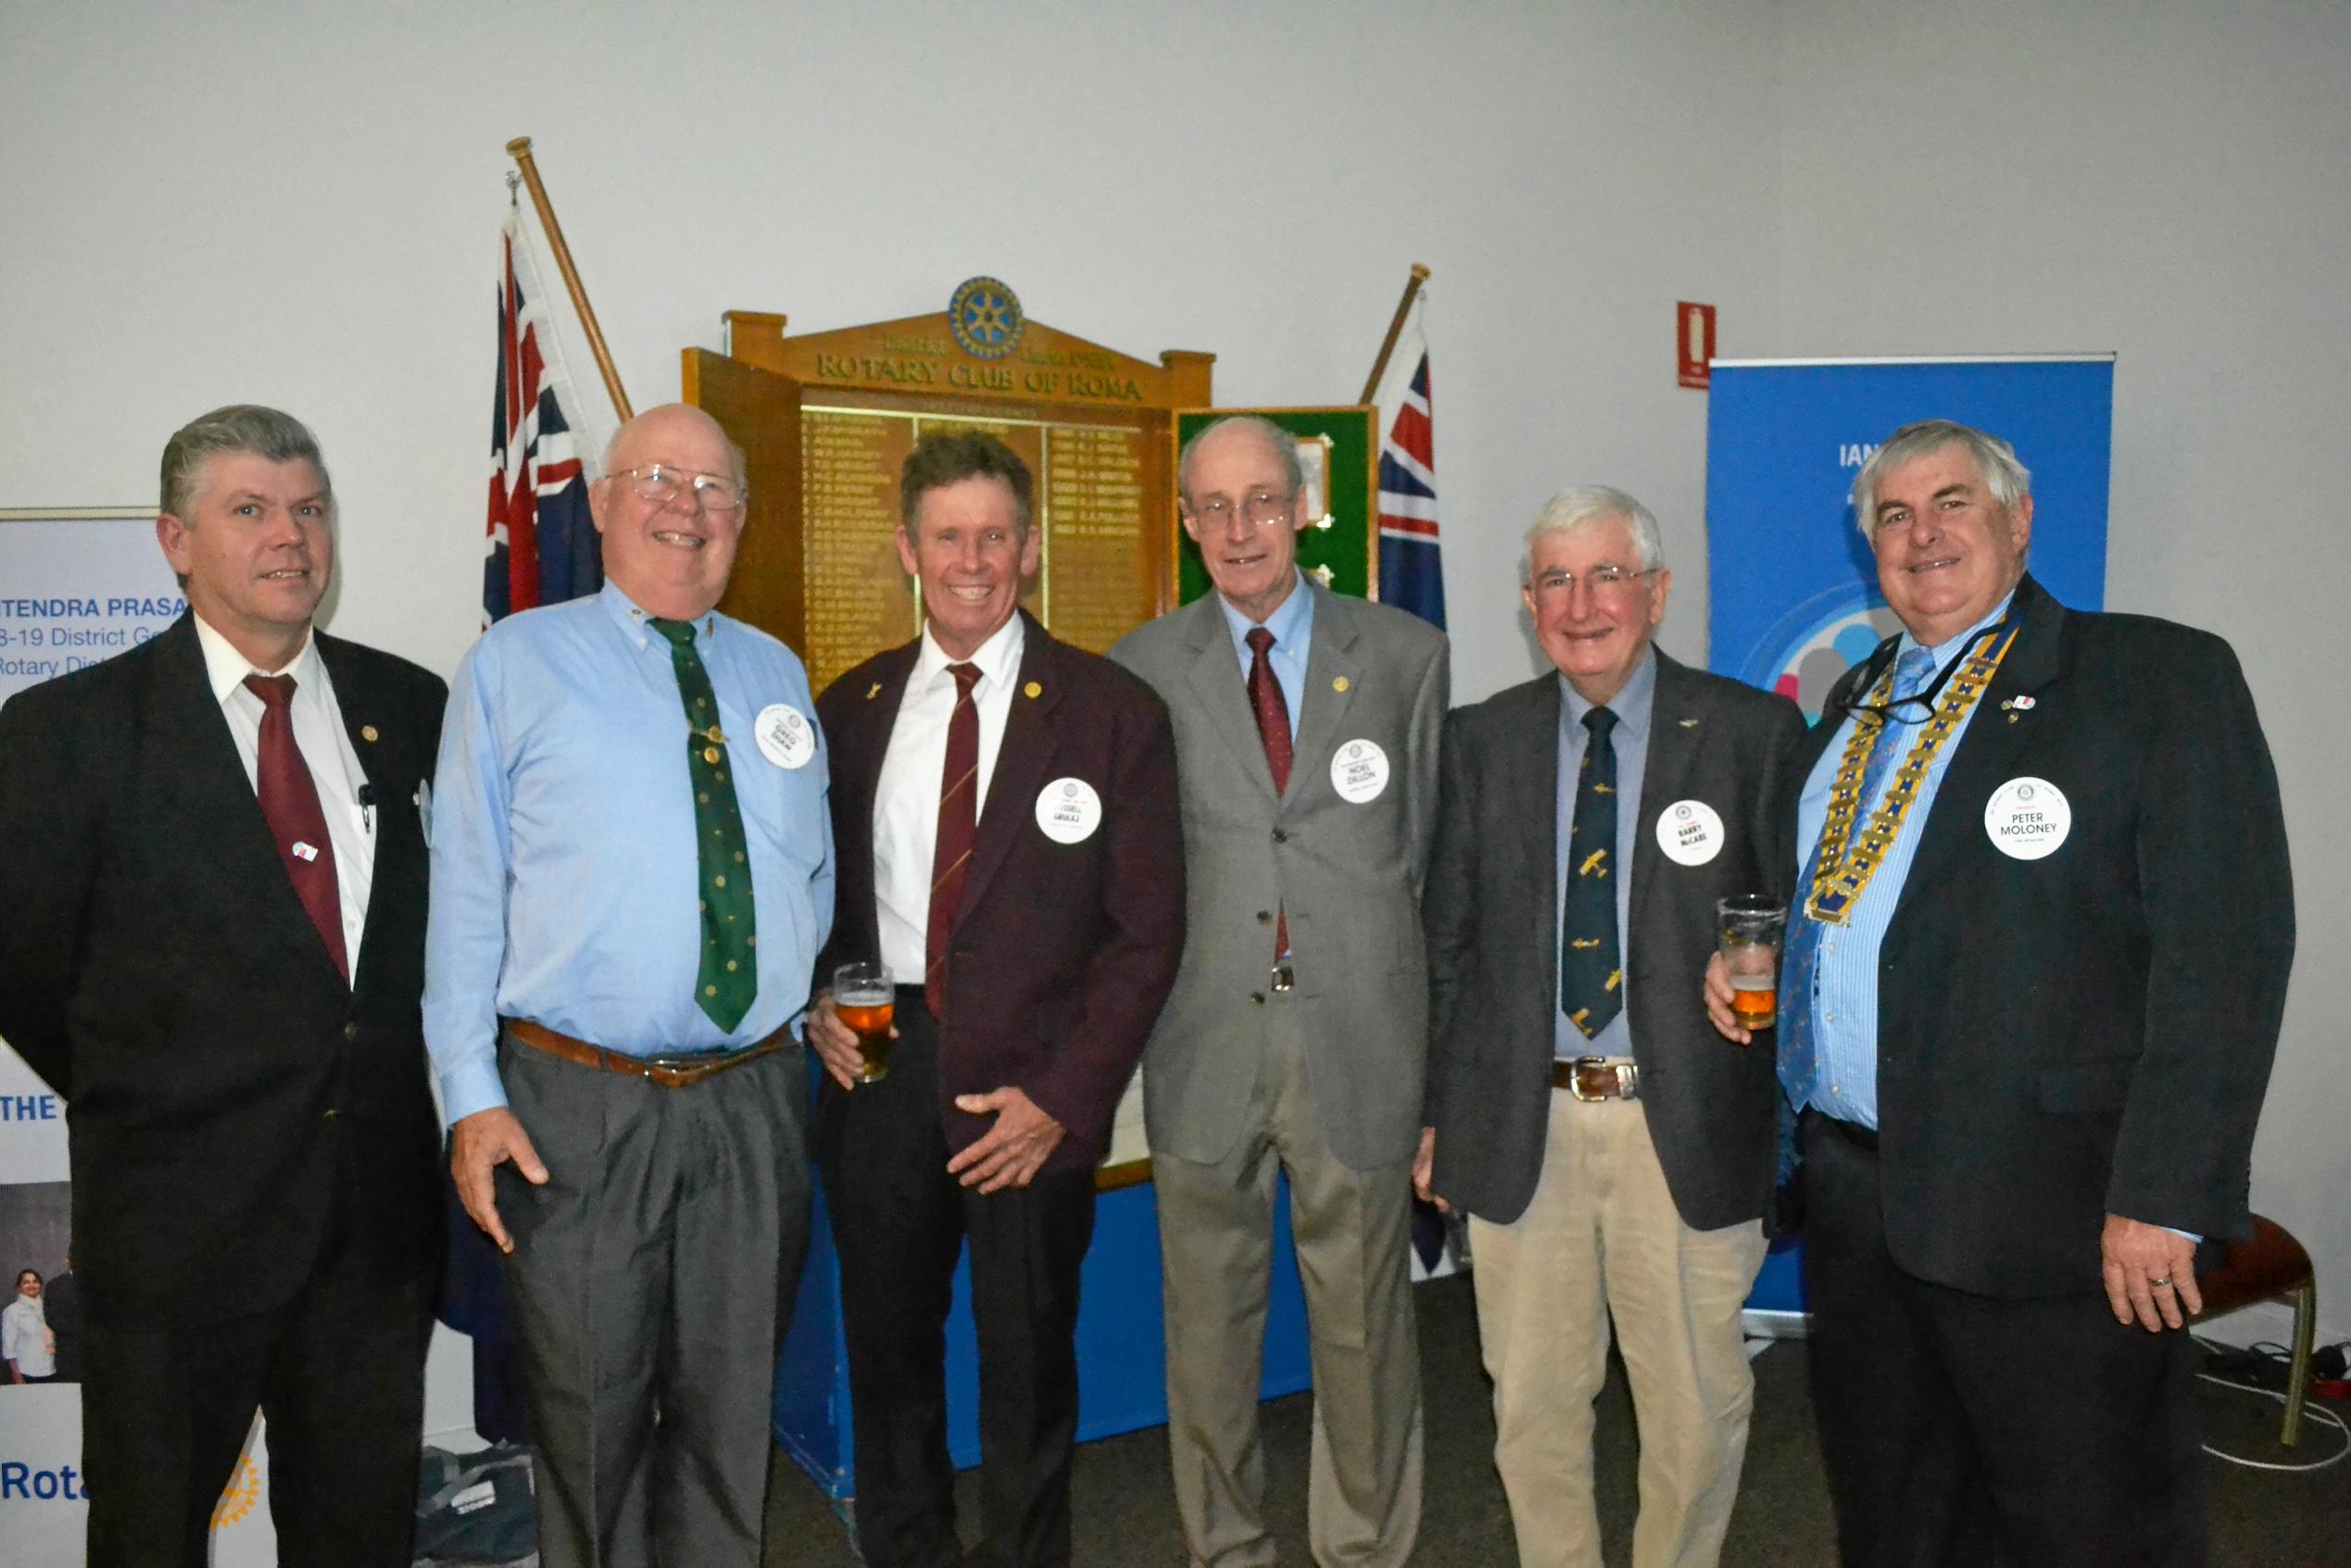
806;430;1185;1567
1708;420;2294;1566
0;406;445;1567
1422;488;1801;1568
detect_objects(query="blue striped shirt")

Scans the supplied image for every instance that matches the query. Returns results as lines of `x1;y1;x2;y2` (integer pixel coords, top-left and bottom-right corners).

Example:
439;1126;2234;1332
1795;594;2012;1128
423;581;835;1123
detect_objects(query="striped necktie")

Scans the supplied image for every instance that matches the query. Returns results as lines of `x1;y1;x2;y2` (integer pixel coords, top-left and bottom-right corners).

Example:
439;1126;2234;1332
924;661;983;1021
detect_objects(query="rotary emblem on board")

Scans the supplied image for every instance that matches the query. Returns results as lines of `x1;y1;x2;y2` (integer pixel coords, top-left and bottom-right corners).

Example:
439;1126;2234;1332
949;275;1024;360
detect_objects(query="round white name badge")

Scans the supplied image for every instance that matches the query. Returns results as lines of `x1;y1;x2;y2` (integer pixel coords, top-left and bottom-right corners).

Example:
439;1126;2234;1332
1983;776;2070;859
1035;777;1103;844
1329;738;1391;805
753;703;816;770
1654;798;1726;866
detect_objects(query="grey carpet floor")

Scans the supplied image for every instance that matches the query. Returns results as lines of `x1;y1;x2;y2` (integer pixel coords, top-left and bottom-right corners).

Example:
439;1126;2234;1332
763;1274;2351;1565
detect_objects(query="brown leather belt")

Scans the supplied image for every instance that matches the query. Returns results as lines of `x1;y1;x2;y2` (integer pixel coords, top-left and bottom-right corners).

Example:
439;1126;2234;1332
1553;1056;1640;1101
503;1017;789;1089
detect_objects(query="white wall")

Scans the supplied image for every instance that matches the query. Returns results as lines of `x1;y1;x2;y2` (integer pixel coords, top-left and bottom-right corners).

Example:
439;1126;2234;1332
3;0;2339;1400
1768;0;2351;1338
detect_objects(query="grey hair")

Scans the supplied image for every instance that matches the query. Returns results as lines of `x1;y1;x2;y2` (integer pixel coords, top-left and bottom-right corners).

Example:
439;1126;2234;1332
1521;485;1665;583
1177;414;1304;504
159;405;334;521
1851;420;2031;535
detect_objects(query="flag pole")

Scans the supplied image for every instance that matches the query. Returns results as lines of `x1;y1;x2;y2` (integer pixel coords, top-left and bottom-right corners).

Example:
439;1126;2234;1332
1358;264;1430;405
505;136;634;420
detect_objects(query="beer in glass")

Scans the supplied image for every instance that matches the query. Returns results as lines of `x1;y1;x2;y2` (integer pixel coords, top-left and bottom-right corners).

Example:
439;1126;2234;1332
1716;895;1787;1035
833;961;895;1084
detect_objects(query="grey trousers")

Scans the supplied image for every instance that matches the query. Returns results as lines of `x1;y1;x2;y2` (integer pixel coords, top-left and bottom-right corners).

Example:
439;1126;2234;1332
495;1033;811;1568
1152;996;1425;1568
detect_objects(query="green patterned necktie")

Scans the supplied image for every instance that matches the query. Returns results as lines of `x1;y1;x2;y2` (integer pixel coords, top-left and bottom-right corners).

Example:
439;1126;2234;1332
651;617;758;1033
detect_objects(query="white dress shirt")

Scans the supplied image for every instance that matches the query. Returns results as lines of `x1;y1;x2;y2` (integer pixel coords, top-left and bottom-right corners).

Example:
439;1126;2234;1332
194;614;375;980
872;614;1025;986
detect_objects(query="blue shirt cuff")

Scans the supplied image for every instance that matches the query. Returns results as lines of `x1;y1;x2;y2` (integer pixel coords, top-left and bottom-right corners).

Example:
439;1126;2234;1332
439;1060;510;1123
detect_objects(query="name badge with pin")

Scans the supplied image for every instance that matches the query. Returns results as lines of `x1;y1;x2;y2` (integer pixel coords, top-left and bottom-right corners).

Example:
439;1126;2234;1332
1983;776;2070;860
1654;799;1725;866
1035;777;1102;844
754;703;816;770
1329;738;1390;805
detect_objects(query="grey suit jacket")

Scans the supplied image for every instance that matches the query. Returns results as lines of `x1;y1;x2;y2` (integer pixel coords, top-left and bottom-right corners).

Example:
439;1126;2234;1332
1110;581;1450;1172
1423;649;1803;1231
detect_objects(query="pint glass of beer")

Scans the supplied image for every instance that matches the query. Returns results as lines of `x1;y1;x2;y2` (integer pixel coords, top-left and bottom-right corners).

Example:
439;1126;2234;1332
1716;896;1787;1036
833;961;895;1084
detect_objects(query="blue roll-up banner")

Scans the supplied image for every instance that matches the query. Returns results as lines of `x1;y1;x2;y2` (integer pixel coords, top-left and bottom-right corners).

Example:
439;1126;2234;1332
1704;358;2114;1325
1706;357;2113;720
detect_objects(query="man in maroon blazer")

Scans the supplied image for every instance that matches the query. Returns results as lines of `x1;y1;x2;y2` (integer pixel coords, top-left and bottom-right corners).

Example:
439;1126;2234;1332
807;429;1186;1568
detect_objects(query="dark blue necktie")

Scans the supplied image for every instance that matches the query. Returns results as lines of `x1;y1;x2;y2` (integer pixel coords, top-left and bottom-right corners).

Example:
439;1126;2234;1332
1560;706;1622;1041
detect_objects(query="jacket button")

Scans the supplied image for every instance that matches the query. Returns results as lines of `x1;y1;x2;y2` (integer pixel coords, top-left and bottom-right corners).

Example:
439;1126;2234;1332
1272;829;1288;844
1256;910;1272;924
322;1108;340;1121
343;1022;359;1041
1251;992;1266;1006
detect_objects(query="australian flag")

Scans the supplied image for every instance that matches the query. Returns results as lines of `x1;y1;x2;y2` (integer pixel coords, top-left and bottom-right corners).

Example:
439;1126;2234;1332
484;211;600;624
1373;301;1444;628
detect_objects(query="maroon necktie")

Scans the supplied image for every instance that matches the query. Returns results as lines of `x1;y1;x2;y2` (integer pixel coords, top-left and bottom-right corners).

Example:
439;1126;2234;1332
924;662;983;1021
1245;628;1292;957
243;674;348;983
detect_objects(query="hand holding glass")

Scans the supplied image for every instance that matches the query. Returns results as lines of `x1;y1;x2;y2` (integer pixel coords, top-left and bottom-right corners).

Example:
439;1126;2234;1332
833;961;895;1084
1716;896;1787;1036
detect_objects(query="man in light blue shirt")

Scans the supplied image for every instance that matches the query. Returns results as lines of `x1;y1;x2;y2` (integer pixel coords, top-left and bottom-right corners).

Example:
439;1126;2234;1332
426;403;834;1568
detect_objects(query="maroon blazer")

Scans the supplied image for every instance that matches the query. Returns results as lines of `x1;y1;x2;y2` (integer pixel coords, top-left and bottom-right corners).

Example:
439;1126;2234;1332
813;614;1186;1171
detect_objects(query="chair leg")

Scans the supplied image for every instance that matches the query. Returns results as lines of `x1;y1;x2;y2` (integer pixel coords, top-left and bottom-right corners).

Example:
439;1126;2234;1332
2282;1279;2316;1448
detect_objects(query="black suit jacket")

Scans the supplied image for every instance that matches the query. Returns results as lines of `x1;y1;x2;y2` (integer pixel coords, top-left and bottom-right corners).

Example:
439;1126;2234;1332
1425;650;1804;1230
1797;575;2294;1297
0;615;446;1318
813;614;1186;1172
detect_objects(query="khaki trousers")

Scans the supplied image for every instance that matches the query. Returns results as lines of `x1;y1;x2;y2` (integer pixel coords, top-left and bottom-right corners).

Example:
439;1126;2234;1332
1154;995;1424;1568
1469;1086;1766;1568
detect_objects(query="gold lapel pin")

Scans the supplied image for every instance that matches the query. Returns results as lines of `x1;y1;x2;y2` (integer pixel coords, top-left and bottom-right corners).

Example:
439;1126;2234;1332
1024;681;1043;698
359;724;379;743
1332;675;1351;694
866;683;883;700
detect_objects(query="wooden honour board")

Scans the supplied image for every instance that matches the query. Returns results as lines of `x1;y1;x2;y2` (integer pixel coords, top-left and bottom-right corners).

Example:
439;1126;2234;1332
686;307;1213;694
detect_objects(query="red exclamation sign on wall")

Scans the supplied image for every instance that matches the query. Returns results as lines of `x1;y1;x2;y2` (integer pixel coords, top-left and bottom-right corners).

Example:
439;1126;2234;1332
1677;302;1716;390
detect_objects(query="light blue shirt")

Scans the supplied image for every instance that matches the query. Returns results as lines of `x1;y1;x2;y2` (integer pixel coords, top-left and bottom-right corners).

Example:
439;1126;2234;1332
1215;571;1314;740
1796;593;2013;1128
1553;650;1655;1061
423;581;836;1122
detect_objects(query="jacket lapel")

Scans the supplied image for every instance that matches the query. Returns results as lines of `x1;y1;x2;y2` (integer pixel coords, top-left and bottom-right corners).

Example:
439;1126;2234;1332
1892;575;2068;922
1180;595;1283;803
1507;675;1564;978
1628;651;1702;938
960;616;1060;917
1289;583;1363;805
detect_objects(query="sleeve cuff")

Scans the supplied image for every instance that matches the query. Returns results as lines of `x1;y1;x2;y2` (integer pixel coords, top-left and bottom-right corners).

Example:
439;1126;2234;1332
438;1060;509;1124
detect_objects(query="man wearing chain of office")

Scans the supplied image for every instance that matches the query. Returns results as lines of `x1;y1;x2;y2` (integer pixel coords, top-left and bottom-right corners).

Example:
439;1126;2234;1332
1706;419;2293;1566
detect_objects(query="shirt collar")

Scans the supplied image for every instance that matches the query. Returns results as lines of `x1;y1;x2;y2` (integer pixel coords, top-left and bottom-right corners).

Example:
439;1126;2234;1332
913;609;1025;694
193;611;319;703
1557;645;1658;746
1216;569;1313;658
600;579;719;650
1900;588;2018;670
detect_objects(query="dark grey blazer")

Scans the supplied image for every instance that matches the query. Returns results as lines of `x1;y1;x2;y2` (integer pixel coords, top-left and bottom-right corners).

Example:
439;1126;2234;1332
1424;648;1803;1231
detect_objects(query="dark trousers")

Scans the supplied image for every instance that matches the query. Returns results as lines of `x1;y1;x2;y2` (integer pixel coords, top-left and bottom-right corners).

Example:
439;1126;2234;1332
1801;1111;2206;1568
496;1034;812;1568
81;1230;431;1568
817;997;1098;1568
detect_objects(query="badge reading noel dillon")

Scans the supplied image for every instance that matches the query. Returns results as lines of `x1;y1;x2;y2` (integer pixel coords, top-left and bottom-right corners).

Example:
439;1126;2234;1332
1329;739;1390;805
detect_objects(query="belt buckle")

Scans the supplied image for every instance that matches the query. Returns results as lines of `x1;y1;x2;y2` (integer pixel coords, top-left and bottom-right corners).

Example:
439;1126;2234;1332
1568;1055;1637;1102
1567;1055;1610;1102
1269;960;1296;994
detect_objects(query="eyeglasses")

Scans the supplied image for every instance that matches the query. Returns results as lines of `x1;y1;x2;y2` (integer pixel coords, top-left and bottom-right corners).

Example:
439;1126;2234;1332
617;465;747;515
1185;488;1295;529
1528;565;1657;599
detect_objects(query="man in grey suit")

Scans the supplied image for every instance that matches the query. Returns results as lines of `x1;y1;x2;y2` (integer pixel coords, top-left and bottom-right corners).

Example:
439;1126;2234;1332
1418;488;1801;1568
1110;415;1449;1568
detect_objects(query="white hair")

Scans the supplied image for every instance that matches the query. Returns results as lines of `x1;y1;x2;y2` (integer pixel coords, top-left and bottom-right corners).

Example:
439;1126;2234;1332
1851;420;2031;535
1521;485;1664;583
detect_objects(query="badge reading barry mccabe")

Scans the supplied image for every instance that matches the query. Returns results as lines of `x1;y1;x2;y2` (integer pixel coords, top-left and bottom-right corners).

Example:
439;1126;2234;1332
949;276;1025;360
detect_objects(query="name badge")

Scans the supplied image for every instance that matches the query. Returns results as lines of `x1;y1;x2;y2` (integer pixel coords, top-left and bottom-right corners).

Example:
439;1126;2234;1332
1983;776;2070;860
1654;799;1725;866
1329;738;1390;805
754;703;816;770
1035;777;1103;844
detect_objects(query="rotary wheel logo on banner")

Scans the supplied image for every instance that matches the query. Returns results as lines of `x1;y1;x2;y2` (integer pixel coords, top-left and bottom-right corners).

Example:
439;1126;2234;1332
211;1455;262;1527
